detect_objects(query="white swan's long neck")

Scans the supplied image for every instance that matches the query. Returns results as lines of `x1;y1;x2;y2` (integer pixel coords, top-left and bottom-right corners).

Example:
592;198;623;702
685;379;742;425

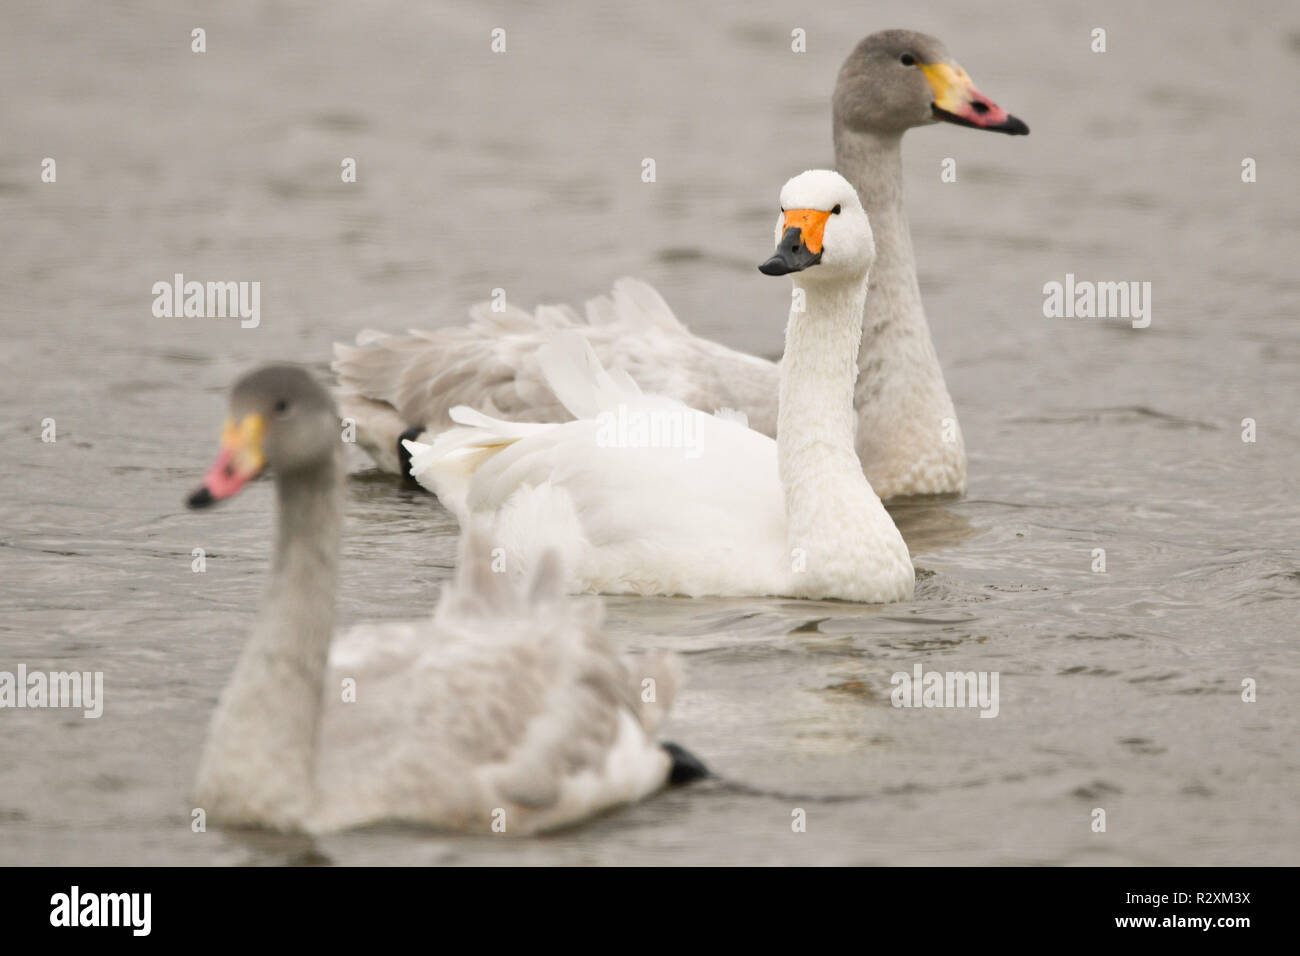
194;454;342;829
777;277;866;493
834;126;966;498
778;274;913;603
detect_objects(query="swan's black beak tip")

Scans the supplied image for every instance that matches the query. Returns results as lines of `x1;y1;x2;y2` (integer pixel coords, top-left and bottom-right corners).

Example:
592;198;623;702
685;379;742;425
758;257;793;276
759;226;822;276
187;486;215;510
1001;114;1030;135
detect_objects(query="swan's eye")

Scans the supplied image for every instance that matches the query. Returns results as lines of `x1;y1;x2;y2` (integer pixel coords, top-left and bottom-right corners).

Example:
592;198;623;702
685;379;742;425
274;399;290;415
900;53;916;66
832;204;842;215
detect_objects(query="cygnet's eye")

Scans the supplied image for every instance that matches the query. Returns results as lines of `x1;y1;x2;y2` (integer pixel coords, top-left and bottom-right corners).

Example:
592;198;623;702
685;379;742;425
273;399;290;416
832;204;842;215
900;53;916;66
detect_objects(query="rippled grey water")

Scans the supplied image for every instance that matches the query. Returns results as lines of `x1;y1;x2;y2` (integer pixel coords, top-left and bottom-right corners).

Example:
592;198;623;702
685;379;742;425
1;0;1297;865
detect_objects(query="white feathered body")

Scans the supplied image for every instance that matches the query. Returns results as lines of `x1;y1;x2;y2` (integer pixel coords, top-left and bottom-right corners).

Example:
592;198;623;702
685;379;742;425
421;402;791;598
406;323;914;603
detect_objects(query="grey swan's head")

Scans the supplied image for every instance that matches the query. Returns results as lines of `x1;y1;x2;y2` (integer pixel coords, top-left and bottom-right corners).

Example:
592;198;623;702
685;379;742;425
188;364;339;509
834;29;1029;137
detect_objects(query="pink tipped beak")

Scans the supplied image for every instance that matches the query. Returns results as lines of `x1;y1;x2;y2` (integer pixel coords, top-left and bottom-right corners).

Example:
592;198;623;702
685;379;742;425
187;414;266;509
200;448;252;500
933;83;1029;135
188;448;254;509
923;62;1029;135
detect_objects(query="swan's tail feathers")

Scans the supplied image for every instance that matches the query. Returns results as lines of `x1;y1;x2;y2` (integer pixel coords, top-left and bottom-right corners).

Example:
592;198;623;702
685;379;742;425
331;279;686;472
333;312;570;466
537;329;643;421
443;509;583;622
713;407;750;428
332;333;416;410
661;742;710;786
402;433;499;514
606;367;643;397
332;334;432;474
585;277;689;334
464;280;684;338
447;405;555;439
399;405;540;494
332;389;411;474
450;524;519;617
464;299;580;334
396;425;430;485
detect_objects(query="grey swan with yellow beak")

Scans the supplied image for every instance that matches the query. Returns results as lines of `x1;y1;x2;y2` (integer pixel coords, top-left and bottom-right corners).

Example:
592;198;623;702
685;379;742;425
187;365;703;834
333;29;1028;501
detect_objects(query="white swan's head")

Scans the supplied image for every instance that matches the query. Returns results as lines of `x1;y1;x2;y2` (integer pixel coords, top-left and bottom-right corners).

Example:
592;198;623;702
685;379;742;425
187;365;339;508
833;30;1028;137
759;170;873;281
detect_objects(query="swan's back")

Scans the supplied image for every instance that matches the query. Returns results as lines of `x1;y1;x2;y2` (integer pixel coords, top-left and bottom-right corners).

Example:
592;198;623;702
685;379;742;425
404;333;793;598
312;531;676;834
332;278;781;469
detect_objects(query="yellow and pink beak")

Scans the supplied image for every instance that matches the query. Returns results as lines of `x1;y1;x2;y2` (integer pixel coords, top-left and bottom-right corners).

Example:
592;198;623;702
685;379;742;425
921;61;1029;135
188;414;266;509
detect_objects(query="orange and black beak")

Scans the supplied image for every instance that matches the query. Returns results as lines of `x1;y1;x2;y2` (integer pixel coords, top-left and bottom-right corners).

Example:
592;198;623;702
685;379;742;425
759;208;831;276
921;61;1028;135
187;413;266;509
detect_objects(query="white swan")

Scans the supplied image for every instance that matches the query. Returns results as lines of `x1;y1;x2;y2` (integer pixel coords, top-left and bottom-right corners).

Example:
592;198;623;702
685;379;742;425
405;171;914;604
186;365;704;835
334;30;1028;500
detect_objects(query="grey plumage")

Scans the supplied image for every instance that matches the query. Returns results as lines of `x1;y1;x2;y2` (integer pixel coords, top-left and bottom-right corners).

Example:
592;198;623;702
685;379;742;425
190;365;685;834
